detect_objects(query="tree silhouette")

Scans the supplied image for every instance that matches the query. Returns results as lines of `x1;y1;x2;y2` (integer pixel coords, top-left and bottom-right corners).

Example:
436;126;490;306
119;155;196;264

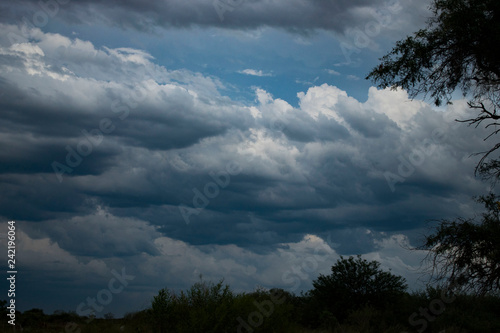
423;194;500;295
367;0;500;177
310;256;407;320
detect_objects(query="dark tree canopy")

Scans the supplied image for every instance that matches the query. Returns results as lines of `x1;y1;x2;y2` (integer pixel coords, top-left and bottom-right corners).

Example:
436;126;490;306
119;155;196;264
423;194;500;295
367;0;500;176
310;256;407;319
367;0;500;106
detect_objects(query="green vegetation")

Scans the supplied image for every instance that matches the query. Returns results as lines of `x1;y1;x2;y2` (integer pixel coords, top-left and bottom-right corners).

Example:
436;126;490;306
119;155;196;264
367;0;500;107
2;257;499;332
310;255;407;322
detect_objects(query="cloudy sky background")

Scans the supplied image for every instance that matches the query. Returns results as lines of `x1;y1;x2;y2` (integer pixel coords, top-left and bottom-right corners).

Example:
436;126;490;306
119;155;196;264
0;0;493;317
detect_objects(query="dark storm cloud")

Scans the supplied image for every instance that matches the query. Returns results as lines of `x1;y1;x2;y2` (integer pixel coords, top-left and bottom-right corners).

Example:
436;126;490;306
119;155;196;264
1;0;427;34
35;212;162;257
0;23;487;252
0;174;92;221
0;28;252;159
0;25;258;240
0;136;118;175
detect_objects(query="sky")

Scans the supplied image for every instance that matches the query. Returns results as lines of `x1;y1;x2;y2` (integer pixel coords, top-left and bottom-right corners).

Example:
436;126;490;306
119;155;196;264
0;0;494;318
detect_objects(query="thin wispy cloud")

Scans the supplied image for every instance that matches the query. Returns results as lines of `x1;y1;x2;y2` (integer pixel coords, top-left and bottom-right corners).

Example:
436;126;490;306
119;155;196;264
238;69;274;77
325;69;341;75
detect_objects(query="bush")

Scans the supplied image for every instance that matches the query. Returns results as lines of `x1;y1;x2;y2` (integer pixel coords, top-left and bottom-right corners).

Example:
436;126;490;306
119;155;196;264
151;278;236;333
150;282;299;333
310;255;407;321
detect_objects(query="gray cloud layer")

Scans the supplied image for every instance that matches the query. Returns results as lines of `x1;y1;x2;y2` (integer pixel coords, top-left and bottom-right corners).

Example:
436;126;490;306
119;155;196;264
1;0;430;35
1;23;487;229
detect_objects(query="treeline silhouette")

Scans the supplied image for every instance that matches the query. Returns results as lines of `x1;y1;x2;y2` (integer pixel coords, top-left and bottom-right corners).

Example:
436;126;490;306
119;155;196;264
2;256;499;332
